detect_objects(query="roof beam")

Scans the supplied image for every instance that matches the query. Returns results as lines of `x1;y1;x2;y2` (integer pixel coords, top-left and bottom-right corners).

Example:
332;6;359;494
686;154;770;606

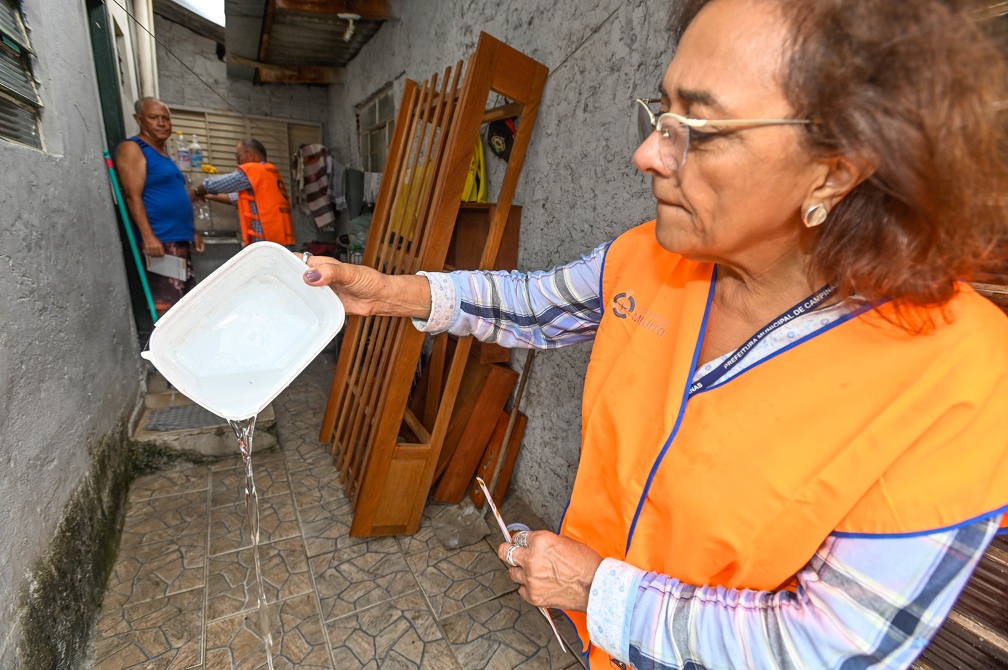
229;56;343;84
272;0;392;19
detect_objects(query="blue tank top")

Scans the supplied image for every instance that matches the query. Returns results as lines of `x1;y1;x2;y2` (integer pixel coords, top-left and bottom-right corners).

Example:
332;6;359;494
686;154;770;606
128;136;194;242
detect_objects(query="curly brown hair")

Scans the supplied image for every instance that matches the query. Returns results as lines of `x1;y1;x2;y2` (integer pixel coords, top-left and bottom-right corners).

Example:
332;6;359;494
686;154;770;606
672;0;1008;327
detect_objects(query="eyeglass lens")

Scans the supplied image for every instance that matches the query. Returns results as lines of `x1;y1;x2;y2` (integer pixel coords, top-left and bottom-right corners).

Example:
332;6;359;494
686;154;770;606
635;101;687;170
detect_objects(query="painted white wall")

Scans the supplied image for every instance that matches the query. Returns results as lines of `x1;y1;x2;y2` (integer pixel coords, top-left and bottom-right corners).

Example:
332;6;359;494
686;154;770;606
133;0;159;97
109;0;142;133
327;0;675;528
0;0;143;658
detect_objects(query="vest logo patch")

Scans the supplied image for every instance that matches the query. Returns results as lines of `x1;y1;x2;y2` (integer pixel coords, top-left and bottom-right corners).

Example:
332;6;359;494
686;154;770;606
610;660;628;669
612;290;667;337
612;292;635;318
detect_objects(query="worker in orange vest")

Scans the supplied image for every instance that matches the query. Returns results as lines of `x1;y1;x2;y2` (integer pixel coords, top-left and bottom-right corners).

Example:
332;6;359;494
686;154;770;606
193;138;295;247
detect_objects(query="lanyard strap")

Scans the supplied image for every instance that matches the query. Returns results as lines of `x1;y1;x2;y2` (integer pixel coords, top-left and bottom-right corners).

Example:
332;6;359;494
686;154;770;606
688;284;835;397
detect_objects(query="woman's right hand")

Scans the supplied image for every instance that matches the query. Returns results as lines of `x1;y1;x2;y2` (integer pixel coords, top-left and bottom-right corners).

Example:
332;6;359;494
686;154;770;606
302;255;433;320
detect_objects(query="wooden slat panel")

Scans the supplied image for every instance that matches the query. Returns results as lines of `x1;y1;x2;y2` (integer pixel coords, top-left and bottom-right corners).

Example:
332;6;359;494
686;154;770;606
468;410;528;508
318;34;548;538
914;536;1008;669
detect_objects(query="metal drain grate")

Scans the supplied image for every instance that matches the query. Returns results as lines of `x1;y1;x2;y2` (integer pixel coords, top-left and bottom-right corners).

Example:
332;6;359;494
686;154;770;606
145;404;227;431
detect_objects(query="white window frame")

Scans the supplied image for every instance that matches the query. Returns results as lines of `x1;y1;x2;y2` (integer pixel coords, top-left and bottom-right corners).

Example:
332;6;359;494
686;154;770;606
357;87;395;173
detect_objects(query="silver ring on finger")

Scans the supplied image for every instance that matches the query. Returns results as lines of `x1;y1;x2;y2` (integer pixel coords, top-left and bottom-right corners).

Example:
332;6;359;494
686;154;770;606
504;543;519;568
302;251;312;263
513;530;530;548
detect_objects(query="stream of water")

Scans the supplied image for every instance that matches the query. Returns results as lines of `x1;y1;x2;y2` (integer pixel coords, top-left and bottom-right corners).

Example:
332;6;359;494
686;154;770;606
230;415;275;670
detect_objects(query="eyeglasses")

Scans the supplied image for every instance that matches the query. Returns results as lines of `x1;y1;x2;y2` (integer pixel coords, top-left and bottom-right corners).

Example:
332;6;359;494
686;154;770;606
634;98;813;171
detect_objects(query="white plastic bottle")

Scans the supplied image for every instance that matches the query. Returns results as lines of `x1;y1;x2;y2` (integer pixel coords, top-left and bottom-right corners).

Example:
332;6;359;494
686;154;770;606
175;131;191;171
189;134;203;171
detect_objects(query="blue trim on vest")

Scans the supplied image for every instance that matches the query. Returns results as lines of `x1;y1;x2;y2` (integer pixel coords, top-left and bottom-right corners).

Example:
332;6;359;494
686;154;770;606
694;301;871;396
553;609;589;660
625;266;717;555
832;504;1008;539
557;497;572;535
597;237;615;309
559;235;613;543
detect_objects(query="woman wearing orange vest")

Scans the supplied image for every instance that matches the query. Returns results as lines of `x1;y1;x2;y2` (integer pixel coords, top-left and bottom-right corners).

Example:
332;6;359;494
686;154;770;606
302;0;1008;667
194;138;295;247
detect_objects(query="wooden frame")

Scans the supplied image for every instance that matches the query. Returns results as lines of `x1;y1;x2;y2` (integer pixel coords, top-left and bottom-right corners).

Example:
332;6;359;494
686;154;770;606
318;33;548;536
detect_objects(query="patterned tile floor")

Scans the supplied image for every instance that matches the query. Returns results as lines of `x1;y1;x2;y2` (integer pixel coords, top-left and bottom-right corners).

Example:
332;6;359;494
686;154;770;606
87;352;587;669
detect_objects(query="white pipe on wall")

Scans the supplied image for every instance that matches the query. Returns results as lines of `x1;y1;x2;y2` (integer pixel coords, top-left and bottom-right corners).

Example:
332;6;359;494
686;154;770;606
133;0;158;99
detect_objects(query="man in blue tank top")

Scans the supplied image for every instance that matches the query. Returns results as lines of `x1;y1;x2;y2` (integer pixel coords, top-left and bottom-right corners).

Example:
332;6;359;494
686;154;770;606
115;97;204;315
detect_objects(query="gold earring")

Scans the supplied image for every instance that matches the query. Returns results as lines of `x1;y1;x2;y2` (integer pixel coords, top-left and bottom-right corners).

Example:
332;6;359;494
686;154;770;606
803;203;829;227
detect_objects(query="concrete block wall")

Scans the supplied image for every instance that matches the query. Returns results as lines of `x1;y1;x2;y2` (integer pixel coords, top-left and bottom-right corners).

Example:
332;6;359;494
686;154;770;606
327;0;675;528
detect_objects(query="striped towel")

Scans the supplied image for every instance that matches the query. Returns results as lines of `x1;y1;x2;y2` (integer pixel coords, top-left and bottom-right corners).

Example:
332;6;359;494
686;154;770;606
292;144;336;229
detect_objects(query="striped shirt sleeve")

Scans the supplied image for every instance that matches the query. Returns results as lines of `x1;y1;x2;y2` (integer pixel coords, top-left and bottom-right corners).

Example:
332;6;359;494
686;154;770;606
413;241;608;348
587;519;1000;669
201;169;252;195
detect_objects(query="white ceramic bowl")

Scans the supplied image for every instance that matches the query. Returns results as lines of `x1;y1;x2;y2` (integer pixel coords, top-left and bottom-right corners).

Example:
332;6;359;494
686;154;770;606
142;242;345;420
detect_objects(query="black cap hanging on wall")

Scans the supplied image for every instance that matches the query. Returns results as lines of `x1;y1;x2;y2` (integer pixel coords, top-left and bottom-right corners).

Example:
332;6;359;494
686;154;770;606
486;117;517;162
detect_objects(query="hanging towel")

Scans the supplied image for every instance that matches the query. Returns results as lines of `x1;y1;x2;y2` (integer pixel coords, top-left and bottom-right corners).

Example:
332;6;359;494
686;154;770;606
292;144;336;229
329;155;347;213
364;171;382;206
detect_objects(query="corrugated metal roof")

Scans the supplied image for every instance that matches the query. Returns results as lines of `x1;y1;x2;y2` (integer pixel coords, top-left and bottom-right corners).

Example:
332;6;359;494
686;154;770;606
265;11;383;67
224;0;389;84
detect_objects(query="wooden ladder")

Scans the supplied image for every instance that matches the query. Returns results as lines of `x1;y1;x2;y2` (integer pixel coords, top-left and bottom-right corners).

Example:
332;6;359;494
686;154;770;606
318;33;548;537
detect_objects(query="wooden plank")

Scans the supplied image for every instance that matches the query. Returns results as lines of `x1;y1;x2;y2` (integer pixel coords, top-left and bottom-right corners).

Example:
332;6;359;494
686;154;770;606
433;351;493;479
483;101;522;124
257;0;277;65
433;362;518;503
274;0;392;18
469;410;528;508
401;407;430;444
230;55;342;85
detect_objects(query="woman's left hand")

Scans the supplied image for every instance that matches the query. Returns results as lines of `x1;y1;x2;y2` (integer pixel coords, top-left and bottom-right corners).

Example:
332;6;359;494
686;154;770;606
497;530;603;612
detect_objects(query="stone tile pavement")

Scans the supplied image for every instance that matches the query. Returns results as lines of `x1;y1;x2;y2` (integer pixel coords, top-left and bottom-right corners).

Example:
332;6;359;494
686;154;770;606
86;352;587;669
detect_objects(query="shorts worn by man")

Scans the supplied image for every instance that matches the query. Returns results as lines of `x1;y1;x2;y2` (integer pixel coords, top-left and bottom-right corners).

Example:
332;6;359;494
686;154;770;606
115;97;204;315
194;138;295;248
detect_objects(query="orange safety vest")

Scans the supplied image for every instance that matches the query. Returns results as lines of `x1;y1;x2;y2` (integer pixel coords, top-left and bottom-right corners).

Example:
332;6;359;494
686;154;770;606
560;221;1008;668
236;162;294;246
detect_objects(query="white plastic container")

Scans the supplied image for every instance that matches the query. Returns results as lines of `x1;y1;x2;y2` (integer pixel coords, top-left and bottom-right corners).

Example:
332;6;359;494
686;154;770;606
141;242;345;420
189;134;203;171
175;132;191;171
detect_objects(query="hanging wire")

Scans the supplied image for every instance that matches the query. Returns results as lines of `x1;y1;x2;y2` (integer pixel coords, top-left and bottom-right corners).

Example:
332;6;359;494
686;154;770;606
548;1;623;79
109;0;274;134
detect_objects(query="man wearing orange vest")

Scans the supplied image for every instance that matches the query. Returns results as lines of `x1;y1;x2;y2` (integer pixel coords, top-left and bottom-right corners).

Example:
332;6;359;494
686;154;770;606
194;138;295;248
